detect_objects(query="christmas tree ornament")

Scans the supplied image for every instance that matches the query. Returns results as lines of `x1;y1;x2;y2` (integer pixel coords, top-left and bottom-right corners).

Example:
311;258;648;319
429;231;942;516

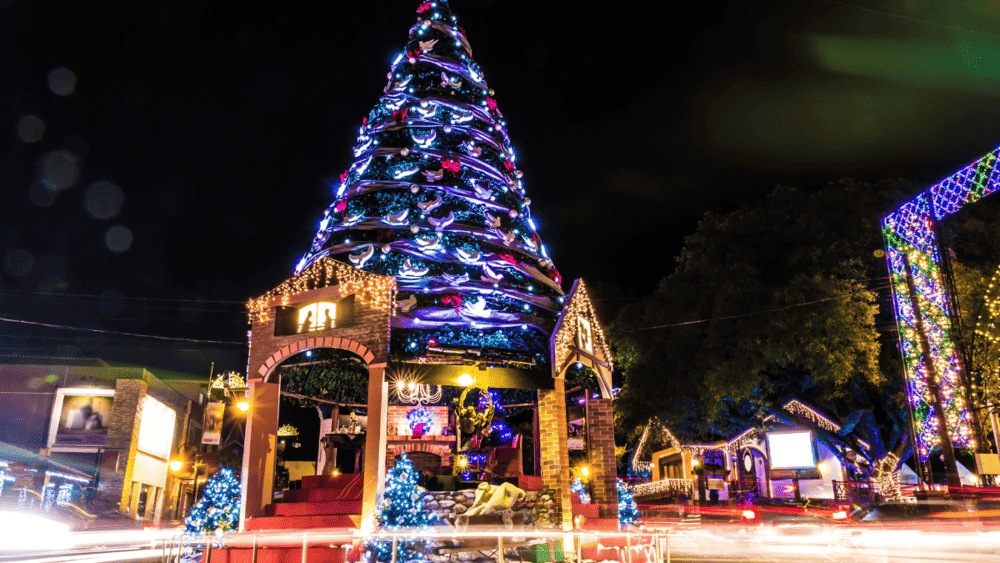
349;243;375;267
422;168;445;182
386;209;410;225
417;195;443;212
428;211;455;231
399;259;429;278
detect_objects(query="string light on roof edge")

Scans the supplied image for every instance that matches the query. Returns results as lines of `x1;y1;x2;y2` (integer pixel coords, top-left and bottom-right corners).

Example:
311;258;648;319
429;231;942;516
248;257;396;324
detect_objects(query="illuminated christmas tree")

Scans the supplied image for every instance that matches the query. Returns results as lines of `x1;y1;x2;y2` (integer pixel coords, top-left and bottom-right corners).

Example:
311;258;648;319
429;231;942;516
617;479;639;529
296;0;563;366
365;454;437;562
184;468;241;535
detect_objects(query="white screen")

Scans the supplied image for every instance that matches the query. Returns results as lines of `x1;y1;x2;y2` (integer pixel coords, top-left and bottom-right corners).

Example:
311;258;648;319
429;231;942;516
137;396;176;460
766;431;816;469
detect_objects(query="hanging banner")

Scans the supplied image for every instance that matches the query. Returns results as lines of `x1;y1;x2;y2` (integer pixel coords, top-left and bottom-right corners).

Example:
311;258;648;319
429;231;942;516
202;402;225;445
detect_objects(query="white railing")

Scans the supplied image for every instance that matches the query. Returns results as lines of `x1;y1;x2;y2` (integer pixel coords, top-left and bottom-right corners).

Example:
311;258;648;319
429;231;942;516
160;528;671;563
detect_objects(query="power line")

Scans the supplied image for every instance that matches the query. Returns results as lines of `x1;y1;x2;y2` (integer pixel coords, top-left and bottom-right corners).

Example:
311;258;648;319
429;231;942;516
615;292;871;333
0;288;246;305
0;315;246;345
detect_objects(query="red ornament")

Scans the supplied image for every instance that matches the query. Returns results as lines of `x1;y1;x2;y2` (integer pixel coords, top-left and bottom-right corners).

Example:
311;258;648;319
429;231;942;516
441;294;463;312
487;97;497;111
503;160;515;171
393;107;409;122
442;159;461;173
417;2;432;13
428;339;437;346
376;230;397;243
499;254;518;266
335;201;347;212
362;117;368;127
340;171;349;183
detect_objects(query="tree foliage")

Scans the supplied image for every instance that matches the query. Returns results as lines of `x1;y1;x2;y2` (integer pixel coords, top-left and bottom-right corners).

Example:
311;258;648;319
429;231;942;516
615;179;911;441
276;348;368;407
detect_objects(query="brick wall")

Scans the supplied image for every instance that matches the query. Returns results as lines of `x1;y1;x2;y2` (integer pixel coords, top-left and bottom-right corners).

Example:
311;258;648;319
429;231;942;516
538;378;572;530
107;379;147;513
586;397;618;519
248;283;393;382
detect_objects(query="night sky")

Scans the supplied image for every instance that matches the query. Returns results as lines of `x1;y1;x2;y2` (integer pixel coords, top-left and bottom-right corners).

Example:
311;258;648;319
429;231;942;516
2;0;1000;375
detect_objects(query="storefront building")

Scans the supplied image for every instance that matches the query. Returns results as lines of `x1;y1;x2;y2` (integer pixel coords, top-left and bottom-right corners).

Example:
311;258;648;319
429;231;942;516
0;357;205;523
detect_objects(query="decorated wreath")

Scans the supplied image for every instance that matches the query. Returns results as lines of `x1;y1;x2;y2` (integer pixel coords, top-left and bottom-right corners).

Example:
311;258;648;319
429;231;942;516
454;383;494;436
406;405;434;431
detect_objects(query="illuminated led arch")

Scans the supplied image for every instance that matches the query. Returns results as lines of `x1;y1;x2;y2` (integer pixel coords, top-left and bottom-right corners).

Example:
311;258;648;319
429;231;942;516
882;146;1000;461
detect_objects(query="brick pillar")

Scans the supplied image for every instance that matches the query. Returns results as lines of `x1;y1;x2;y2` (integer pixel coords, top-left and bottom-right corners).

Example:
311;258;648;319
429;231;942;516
586;397;618;519
361;364;389;532
539;378;572;531
108;379;148;514
239;381;280;531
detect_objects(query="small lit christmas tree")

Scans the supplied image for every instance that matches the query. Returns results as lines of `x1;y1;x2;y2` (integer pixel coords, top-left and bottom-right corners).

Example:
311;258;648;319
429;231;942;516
365;454;437;562
617;478;639;529
185;468;241;535
571;477;590;504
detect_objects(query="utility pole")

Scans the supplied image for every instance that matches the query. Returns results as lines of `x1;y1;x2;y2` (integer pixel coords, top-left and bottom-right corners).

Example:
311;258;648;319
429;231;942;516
904;257;962;489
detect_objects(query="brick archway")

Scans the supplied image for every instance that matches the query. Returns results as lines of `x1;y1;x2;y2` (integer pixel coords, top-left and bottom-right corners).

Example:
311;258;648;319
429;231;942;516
256;336;377;382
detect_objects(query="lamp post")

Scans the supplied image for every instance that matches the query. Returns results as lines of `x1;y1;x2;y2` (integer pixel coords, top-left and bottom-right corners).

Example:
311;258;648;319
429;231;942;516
170;451;206;520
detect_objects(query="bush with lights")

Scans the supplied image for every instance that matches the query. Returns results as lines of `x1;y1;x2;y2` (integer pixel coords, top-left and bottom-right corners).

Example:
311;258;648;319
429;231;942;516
617;478;639;529
293;0;564;369
184;468;241;536
364;454;439;562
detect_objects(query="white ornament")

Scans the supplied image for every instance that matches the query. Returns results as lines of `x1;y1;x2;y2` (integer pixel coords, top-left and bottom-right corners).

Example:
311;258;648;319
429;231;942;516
417;195;443;213
422;169;444;182
386;209;409;225
400;148;410;157
410;185;420;194
349;244;375;267
509;210;518;219
409;225;420;234
381;244;392;254
429;211;455;232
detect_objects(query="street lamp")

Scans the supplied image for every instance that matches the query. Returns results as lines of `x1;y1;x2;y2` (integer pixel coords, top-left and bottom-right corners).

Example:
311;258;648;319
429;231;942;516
170;450;206;519
235;400;251;413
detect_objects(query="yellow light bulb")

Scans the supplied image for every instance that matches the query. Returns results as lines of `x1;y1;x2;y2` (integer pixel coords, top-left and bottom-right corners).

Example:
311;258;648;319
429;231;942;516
236;400;251;412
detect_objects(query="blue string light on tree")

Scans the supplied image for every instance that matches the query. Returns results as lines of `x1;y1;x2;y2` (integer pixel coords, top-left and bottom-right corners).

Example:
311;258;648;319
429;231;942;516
571;477;590;504
185;468;241;536
364;454;438;562
617;478;639;529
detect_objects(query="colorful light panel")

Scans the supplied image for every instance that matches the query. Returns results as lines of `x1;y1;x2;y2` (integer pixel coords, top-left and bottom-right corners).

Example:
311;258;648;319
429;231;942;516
882;146;1000;461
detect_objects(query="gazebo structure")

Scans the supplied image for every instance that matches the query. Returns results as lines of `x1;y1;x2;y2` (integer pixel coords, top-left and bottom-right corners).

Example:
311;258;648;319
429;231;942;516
239;0;616;533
